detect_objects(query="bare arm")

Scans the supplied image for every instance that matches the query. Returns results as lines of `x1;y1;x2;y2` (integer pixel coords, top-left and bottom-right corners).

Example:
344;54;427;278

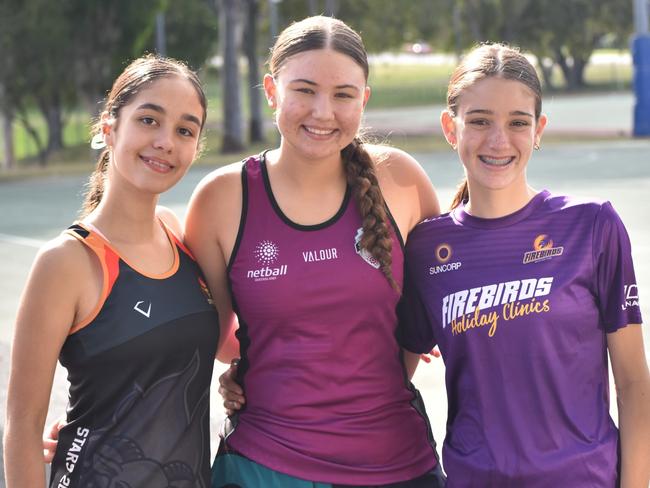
372;146;442;373
3;239;85;487
607;324;650;488
403;350;422;380
185;165;242;363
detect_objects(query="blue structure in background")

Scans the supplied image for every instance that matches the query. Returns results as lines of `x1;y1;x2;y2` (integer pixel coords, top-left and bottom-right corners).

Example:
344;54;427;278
633;0;650;136
633;36;650;136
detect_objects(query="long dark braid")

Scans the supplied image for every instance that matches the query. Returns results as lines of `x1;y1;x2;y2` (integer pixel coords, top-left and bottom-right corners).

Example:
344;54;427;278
342;137;398;291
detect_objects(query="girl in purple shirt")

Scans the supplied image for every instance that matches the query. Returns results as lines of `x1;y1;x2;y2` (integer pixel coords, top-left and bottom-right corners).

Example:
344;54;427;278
399;44;650;487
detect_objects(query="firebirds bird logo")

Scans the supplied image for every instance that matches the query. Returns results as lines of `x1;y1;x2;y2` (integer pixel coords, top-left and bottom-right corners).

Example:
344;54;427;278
522;234;564;264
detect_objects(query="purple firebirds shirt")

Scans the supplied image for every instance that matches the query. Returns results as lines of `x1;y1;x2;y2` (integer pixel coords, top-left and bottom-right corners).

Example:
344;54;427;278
398;190;642;487
226;154;438;484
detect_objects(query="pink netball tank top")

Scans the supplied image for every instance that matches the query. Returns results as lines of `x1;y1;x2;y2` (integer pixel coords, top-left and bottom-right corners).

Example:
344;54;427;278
225;153;439;485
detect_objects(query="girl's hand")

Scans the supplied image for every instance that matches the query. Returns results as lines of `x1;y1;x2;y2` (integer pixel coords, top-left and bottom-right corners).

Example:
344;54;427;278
219;359;246;416
43;417;66;463
419;347;441;364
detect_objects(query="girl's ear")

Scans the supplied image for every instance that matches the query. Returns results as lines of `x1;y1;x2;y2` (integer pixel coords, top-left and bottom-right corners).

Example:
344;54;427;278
263;74;277;109
440;110;458;150
362;86;371;109
98;111;115;148
534;113;548;148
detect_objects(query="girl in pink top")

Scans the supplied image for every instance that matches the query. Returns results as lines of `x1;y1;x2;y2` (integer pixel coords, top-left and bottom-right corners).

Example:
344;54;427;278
185;15;445;488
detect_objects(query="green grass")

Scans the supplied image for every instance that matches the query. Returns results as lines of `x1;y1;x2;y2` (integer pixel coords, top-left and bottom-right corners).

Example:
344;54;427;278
368;62;455;108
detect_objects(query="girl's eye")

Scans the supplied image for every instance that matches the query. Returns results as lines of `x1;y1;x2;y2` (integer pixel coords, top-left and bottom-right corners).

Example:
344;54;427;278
178;127;195;137
296;87;314;94
468;119;488;126
335;92;354;99
511;120;530;127
140;116;156;126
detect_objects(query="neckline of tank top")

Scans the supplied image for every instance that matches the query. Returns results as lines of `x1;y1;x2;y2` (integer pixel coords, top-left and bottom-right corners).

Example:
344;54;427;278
451;189;552;229
76;219;181;280
258;151;353;232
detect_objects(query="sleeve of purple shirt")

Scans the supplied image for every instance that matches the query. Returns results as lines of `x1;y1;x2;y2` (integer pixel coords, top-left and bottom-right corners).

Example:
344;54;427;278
397;258;437;354
592;201;643;332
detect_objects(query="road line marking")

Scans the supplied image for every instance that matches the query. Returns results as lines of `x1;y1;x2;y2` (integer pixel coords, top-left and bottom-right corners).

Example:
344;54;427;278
0;233;45;248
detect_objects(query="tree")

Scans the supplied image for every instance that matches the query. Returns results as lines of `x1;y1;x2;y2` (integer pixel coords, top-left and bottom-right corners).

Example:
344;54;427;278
25;0;75;158
541;0;631;89
69;0;162;123
164;0;219;70
0;0;75;164
444;0;633;90
0;86;15;170
1;0;218;167
218;0;245;153
245;0;265;143
0;2;18;169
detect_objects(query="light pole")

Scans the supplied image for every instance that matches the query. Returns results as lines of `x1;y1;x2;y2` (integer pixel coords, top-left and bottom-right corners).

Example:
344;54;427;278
632;0;650;136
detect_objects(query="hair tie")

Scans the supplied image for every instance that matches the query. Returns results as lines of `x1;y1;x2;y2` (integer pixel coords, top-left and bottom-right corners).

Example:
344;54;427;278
90;133;106;150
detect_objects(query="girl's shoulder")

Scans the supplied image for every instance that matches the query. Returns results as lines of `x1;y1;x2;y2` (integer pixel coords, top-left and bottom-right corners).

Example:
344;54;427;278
367;144;423;173
366;143;440;226
26;230;99;302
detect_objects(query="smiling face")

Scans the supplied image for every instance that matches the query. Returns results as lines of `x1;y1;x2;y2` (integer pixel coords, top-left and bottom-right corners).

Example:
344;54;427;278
442;76;546;200
264;48;370;164
104;75;204;195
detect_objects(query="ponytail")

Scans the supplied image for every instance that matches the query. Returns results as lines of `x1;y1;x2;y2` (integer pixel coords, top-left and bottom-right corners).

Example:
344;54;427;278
450;179;469;210
342;138;399;292
80;149;109;217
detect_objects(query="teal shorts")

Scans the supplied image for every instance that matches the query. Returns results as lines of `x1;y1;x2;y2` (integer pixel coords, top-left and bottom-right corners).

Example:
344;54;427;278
211;444;446;488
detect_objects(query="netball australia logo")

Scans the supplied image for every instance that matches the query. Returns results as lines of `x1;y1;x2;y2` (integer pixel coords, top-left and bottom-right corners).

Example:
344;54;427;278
354;227;380;269
247;240;287;282
429;243;462;275
254;240;279;265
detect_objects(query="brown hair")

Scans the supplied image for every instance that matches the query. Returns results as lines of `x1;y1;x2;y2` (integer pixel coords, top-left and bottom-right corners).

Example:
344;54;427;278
447;43;543;209
81;54;207;217
269;16;397;290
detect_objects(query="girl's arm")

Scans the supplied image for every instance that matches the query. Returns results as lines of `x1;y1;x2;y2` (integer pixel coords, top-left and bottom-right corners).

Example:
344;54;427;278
185;165;243;363
607;324;650;488
402;350;422;380
3;237;87;487
373;147;441;373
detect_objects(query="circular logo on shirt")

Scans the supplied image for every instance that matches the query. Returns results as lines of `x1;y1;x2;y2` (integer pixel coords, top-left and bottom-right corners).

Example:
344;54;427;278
254;240;279;265
533;234;554;250
435;243;452;263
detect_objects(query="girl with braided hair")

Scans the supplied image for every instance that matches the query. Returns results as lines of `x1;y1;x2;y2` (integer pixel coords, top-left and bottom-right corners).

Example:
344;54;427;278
185;15;444;488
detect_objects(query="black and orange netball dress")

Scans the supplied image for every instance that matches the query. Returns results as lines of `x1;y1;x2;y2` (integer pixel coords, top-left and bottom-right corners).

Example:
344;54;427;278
49;222;219;488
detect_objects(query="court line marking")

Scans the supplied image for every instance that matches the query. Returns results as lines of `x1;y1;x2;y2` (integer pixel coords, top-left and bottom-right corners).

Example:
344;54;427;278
0;233;46;248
